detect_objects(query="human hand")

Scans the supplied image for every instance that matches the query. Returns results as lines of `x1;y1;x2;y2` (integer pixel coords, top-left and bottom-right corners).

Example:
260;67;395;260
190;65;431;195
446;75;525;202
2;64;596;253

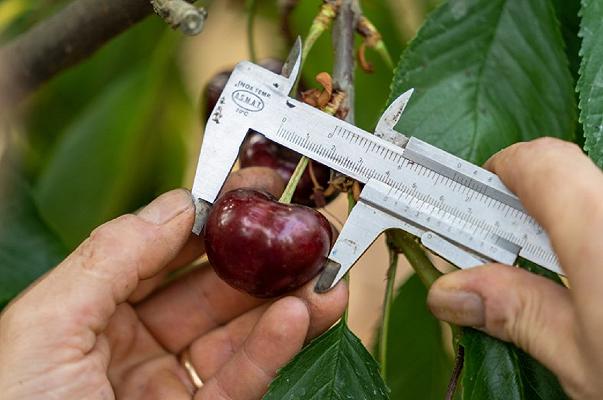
427;138;603;399
0;167;348;400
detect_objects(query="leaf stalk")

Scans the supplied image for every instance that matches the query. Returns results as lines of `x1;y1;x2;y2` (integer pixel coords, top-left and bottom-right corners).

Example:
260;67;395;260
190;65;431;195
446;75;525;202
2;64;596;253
379;247;398;378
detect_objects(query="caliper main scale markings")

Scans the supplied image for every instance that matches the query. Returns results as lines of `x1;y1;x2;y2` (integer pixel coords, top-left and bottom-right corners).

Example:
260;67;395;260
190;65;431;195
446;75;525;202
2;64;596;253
190;38;562;293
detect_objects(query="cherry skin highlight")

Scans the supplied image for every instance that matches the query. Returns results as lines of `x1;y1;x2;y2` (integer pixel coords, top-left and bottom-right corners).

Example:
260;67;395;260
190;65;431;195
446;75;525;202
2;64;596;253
203;189;332;298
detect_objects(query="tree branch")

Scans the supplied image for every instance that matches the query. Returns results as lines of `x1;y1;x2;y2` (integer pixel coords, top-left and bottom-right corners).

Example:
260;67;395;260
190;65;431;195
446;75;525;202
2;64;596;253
0;0;205;107
0;0;152;105
331;0;359;124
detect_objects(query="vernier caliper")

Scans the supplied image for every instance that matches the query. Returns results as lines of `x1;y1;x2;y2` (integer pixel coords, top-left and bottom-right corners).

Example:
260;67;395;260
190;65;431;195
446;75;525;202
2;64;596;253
191;39;562;293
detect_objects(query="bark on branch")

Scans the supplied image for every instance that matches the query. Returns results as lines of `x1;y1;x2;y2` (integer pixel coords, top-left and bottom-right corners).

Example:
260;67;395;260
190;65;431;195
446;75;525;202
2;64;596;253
0;0;206;109
331;0;359;125
0;0;154;105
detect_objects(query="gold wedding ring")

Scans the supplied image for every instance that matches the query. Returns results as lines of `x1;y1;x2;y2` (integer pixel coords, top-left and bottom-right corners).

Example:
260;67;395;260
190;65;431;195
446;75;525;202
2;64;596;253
179;348;204;390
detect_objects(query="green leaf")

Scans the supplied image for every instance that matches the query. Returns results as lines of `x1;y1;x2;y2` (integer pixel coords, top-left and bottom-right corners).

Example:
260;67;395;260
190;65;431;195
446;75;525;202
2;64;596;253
23;17;167;178
34;68;157;248
390;0;576;165
388;1;575;398
263;320;389;399
458;261;567;399
375;274;452;400
34;32;189;249
0;161;66;310
578;0;603;167
552;0;581;82
461;329;568;400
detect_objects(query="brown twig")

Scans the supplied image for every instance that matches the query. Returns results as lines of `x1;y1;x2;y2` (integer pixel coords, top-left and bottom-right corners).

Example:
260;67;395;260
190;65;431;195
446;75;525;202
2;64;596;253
445;346;465;400
328;0;360;193
0;0;206;107
0;0;152;105
331;0;359;125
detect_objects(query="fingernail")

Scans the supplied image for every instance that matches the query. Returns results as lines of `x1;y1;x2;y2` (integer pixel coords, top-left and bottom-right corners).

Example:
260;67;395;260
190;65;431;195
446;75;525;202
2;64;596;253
428;287;485;327
138;189;193;225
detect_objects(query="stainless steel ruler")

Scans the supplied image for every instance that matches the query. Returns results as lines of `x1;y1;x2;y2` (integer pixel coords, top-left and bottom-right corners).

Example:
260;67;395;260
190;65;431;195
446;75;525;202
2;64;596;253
191;39;561;292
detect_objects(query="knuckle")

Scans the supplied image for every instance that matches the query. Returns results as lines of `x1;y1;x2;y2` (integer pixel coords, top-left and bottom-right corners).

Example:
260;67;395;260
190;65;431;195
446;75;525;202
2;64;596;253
89;214;138;245
75;214;157;274
512;137;575;163
85;215;153;255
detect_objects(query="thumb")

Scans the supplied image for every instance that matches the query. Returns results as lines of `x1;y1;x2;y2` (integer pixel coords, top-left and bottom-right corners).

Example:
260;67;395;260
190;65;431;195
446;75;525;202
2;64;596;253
427;265;585;395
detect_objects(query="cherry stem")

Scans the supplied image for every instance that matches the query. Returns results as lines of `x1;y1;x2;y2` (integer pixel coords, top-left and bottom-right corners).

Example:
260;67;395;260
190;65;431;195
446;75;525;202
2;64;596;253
387;231;463;346
340;191;357;324
279;156;309;204
379;247;398;378
246;0;258;63
387;231;441;288
342;273;350;322
279;91;344;204
374;40;394;71
291;0;341;95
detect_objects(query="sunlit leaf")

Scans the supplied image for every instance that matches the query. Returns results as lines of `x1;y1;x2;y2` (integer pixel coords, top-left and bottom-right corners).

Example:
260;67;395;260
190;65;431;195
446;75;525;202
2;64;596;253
264;320;389;399
389;0;576;165
34;32;190;249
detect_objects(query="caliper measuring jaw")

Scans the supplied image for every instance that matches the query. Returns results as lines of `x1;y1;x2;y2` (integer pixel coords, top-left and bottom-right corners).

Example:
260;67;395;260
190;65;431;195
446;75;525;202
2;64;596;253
315;90;561;293
190;38;303;234
315;95;495;292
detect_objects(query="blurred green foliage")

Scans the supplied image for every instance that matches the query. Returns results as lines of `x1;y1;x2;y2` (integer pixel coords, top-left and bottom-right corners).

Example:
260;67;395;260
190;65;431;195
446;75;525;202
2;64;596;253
374;274;452;400
33;26;190;248
0;160;66;309
1;6;192;303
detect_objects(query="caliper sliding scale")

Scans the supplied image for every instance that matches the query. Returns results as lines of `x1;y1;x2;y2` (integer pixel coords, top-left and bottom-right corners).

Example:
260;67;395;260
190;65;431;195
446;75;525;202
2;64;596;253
191;39;562;293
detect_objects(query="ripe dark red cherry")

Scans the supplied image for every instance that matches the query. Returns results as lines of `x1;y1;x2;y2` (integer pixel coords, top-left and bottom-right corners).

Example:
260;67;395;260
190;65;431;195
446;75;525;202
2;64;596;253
239;132;332;206
203;189;332;298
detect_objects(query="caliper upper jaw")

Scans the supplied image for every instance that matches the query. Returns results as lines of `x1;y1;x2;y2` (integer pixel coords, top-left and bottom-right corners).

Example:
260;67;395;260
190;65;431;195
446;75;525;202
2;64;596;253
374;88;414;148
281;36;302;91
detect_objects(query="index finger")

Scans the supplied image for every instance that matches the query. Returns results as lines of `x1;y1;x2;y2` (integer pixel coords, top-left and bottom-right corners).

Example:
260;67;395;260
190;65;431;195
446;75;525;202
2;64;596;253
484;137;603;292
